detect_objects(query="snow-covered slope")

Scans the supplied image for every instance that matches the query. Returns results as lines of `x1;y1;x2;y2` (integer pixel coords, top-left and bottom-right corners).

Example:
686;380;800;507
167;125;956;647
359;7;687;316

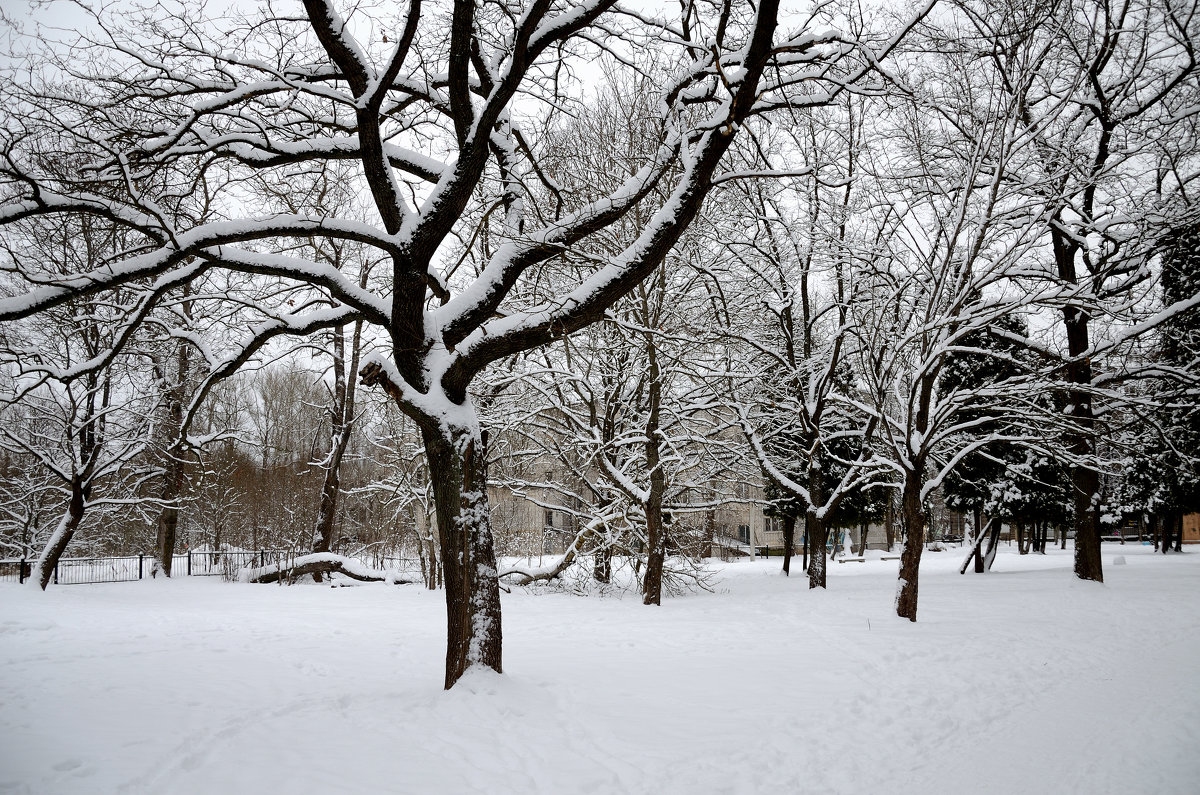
1;545;1196;794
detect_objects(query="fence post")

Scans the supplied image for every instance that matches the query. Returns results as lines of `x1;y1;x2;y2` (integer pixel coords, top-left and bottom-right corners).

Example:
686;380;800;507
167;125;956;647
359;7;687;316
187;551;192;576
53;561;58;585
138;554;144;580
18;558;25;585
259;549;265;568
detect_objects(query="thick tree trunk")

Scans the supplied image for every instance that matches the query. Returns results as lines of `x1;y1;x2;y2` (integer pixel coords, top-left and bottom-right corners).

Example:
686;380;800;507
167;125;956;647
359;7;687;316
153;293;190;578
1072;466;1103;579
154;452;184;577
31;481;86;590
1053;225;1103;582
154;296;191;578
806;508;828;589
1017;521;1027;555
1174;514;1184;552
424;424;503;689
312;435;349;553
641;491;666;604
895;469;925;621
781;514;796;576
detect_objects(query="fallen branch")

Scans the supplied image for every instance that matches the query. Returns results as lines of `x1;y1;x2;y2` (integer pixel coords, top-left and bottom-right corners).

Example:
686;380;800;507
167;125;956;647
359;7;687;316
240;552;419;585
499;548;579;586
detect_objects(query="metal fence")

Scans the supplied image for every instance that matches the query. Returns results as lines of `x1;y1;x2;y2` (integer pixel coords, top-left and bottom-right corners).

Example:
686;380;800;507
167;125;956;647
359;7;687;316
0;555;148;585
0;550;423;586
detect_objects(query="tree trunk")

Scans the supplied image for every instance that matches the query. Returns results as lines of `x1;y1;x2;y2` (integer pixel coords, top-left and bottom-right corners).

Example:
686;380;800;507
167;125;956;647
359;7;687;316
895;469;925;621
972;507;985;572
885;495;897;552
154;451;184;577
595;513;614;583
153;330;190;577
802;523;808;573
961;515;992;575
781;514;796;576
1174;514;1184;552
806;508;828;589
311;324;362;582
1017;521;1027;555
1072;465;1103;579
641;331;667;606
983;520;1001;571
31;480;87;590
423;424;503;689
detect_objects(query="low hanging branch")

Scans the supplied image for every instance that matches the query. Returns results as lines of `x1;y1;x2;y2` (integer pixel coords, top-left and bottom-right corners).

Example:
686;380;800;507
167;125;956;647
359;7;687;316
241;552;420;585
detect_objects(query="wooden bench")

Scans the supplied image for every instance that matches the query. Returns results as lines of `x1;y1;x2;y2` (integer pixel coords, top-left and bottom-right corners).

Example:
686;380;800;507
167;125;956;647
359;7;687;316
836;557;866;564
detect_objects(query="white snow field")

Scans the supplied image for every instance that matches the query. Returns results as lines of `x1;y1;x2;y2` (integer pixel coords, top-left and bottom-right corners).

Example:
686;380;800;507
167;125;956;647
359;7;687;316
1;545;1197;795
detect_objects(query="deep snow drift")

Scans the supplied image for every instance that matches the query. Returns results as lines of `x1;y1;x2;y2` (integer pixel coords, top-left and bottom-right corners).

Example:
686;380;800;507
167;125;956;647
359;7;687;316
1;544;1197;794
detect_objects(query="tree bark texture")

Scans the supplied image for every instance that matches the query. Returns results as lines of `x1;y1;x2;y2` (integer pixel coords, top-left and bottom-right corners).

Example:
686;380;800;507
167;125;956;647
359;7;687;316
973;507;985;573
983;520;1001;571
802;525;809;573
782;514;796;576
154;334;190;577
154;453;184;578
32;481;87;590
885;496;897;552
246;555;419;584
593;544;613;584
310;324;361;584
806;508;828;589
895;469;925;621
641;329;667;606
424;425;503;689
1052;222;1103;583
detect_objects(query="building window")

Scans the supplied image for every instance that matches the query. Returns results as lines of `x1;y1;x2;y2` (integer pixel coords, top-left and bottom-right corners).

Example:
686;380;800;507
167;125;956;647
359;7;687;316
734;482;750;500
738;524;750;545
544;509;554;529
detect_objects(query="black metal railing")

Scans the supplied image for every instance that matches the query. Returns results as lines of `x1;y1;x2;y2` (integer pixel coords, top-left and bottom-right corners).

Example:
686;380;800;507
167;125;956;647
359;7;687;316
1;550;424;585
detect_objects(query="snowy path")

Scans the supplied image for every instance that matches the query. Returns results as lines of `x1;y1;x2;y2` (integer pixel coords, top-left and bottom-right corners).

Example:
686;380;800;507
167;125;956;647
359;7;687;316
1;545;1197;794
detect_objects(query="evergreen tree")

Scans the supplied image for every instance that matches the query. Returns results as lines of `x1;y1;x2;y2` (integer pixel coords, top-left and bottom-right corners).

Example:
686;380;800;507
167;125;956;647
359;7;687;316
1123;222;1200;550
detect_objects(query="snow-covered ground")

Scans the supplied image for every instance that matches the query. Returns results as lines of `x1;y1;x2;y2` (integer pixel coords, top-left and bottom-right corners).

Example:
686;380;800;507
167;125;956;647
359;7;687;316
1;544;1197;794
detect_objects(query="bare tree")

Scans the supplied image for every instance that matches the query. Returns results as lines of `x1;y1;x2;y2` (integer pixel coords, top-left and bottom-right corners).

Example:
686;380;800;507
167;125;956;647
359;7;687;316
0;0;929;686
943;0;1200;583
